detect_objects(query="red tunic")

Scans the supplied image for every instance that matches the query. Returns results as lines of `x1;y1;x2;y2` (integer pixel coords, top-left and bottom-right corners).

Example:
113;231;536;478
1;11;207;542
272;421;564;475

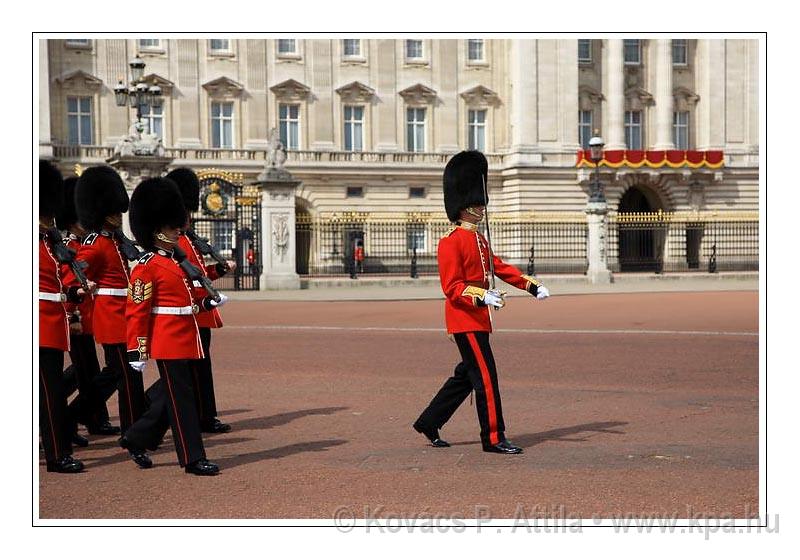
178;233;223;329
39;237;70;351
126;250;205;361
76;231;130;344
438;224;538;334
64;235;94;335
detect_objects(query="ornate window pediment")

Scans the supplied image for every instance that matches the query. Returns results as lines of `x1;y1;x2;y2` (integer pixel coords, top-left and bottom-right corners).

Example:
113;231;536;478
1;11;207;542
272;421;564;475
673;86;700;111
460;85;499;107
55;70;103;92
140;73;175;96
625;86;654;111
399;83;437;105
202;76;244;98
335;81;375;103
270;78;311;102
578;85;605;111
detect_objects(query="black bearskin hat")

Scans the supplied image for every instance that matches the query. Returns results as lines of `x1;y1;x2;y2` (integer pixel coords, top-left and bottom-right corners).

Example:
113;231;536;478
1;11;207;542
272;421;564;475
55;177;79;230
166;167;200;213
129;178;188;251
75;166;129;231
39;160;64;218
443;150;488;223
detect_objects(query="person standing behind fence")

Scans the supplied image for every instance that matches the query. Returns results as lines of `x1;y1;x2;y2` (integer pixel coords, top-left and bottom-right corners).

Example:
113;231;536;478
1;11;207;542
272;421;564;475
167;167;236;434
413;150;550;454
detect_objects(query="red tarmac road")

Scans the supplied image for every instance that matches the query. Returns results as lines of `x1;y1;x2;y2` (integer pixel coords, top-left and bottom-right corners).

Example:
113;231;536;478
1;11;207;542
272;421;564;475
39;291;759;520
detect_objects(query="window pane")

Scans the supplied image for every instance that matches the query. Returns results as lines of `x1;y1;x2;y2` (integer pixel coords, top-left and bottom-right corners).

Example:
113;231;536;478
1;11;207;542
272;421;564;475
223;120;232;148
354;123;362;151
289;105;298;119
578;39;591;62
476;109;485;124
212;120;220;148
223;103;233;117
406;40;422;58
353;106;364;120
344;123;352;150
212;103;220;117
80;115;92;144
278;39;295;53
415;124;424;152
344;39;360;56
152;118;163;139
476;126;485;152
289;122;298;149
210;39;229;51
68;115;79;145
79;97;91;113
279;104;287;119
67;97;78;113
279;122;288;146
672;39;687;65
624;39;640;63
344;105;352;120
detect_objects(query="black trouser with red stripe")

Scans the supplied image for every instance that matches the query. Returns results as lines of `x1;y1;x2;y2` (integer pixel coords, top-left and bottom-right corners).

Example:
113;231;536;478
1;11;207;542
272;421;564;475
67;333;112;429
39;348;72;463
191;327;219;425
102;343;146;433
415;331;506;447
124;359;206;467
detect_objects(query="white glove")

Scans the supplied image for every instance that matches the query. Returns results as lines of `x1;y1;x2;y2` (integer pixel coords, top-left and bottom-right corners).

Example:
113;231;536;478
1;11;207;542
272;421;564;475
129;361;146;373
536;286;550;300
209;292;229;307
482;289;506;309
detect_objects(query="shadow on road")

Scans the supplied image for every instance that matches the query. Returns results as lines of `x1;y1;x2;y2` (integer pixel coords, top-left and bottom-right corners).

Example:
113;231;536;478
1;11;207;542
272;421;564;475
512;421;629;448
229;407;349;432
217;439;349;470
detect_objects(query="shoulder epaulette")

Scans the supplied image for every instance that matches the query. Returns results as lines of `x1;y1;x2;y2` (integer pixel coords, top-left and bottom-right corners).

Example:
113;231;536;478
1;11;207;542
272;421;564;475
137;252;155;265
442;226;458;239
83;232;98;245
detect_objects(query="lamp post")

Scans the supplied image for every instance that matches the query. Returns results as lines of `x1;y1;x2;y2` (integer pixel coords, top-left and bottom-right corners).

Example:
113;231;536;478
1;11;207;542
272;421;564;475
588;135;605;203
113;54;163;124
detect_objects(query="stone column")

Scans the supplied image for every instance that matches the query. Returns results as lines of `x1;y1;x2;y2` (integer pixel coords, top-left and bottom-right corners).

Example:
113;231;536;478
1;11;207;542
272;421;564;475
585;201;612;283
653;39;675;150
39;39;53;159
605;39;626;150
253;168;301;290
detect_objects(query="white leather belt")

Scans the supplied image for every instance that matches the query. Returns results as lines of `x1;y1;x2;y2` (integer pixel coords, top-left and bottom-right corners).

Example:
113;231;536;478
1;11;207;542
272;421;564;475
192;280;202;288
96;288;128;297
151;305;195;315
39;292;66;302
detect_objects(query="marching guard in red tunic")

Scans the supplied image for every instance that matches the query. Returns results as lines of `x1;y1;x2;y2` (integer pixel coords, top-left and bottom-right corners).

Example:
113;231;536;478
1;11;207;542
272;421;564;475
413;151;550;454
119;178;225;475
75;166;146;433
57;176;119;440
39;160;93;473
167;167;236;434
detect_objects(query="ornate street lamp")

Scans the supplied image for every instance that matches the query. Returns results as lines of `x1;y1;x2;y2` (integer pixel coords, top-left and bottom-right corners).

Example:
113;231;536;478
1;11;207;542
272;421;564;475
113;54;163;122
588;135;605;203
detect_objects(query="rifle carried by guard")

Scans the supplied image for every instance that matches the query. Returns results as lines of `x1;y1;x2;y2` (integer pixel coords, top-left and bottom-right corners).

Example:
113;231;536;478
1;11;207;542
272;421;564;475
43;227;91;292
172;244;222;303
184;229;230;273
113;229;145;261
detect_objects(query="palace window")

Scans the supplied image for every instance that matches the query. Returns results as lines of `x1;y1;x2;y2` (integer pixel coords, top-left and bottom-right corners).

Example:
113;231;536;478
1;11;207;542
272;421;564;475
211;101;234;148
140;103;164;140
672;39;688;66
468;109;486;152
66;96;92;145
406;40;424;60
138;39;161;50
467;39;484;62
346;186;364;198
278;39;297;55
279;104;300;150
209;39;231;53
409;187;426;198
673;111;689;150
343;105;364;152
406;107;426;152
624;110;643;149
579;110;593;150
578;39;592;63
624;39;641;65
343;39;361;57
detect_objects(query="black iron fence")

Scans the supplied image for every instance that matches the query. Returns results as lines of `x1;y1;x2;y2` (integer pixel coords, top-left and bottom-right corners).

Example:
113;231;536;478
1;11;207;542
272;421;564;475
607;212;759;273
295;213;588;277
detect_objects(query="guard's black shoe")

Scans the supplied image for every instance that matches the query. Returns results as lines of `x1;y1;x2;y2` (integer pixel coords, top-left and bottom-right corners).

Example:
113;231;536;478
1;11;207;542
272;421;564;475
119;437;153;469
46;455;84;473
413;421;450;448
185;459;220;476
87;421;121;436
482;440;523;454
72;433;89;447
201;418;231;434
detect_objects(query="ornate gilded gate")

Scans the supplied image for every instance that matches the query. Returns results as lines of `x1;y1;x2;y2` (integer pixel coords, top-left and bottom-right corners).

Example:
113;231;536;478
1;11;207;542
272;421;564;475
190;169;261;290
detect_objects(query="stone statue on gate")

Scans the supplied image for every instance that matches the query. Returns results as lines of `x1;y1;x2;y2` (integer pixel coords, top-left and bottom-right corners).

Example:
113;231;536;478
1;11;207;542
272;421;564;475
259;128;291;181
114;119;165;158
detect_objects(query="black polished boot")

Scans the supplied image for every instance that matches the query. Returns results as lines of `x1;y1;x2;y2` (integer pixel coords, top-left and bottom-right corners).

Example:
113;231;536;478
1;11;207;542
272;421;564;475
185;459;220;476
119;436;154;469
87;421;121;436
201;418;231;434
482;440;523;454
46;455;85;473
413;421;450;448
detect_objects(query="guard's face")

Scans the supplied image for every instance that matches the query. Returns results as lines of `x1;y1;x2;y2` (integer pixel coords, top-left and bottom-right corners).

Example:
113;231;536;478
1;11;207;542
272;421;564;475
157;225;181;245
465;205;485;221
104;213;123;229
